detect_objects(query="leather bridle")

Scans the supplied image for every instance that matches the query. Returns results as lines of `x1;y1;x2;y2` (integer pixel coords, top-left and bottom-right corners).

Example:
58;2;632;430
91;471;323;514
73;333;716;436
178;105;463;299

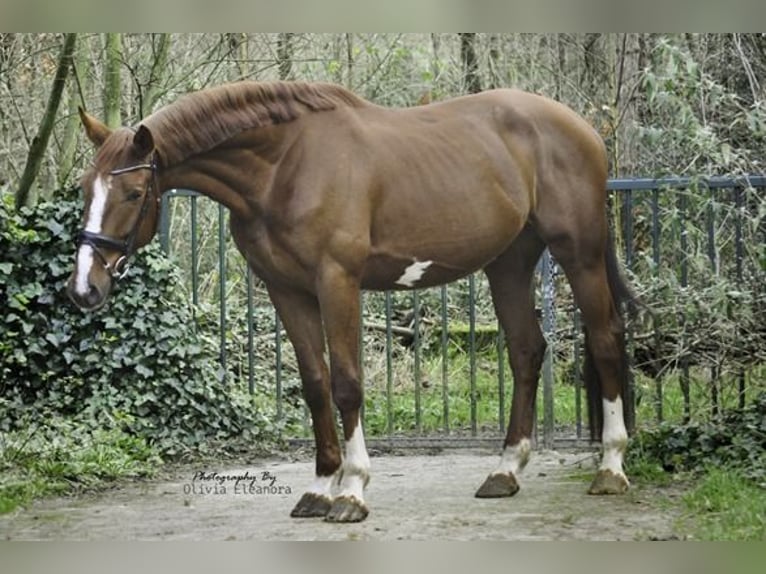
76;156;159;281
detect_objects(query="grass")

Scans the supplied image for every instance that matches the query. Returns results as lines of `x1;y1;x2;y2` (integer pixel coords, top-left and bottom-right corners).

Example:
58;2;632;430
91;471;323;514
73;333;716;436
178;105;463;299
677;467;766;540
0;415;161;515
625;457;675;486
341;341;765;438
245;321;766;440
362;350;508;436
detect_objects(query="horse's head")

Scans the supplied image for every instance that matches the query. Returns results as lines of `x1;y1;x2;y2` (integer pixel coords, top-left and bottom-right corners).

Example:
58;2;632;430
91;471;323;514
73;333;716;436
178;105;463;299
66;110;161;311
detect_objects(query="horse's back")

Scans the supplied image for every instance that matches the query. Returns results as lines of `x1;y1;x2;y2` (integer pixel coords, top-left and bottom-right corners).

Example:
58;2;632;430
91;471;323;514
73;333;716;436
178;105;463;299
268;86;610;290
353;88;608;194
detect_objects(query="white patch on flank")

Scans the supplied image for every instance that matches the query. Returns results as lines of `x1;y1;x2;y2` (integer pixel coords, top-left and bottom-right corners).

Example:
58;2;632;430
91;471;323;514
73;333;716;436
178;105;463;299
395;259;433;288
492;437;531;477
600;397;629;480
74;175;110;295
337;425;371;502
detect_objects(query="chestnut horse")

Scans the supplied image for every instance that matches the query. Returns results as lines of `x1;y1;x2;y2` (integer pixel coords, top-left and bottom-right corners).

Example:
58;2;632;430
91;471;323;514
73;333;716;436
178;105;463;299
67;81;632;523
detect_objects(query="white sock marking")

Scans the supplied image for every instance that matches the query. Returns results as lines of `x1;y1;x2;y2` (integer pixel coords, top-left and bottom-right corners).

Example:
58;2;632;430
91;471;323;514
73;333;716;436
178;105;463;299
338;425;371;502
492;438;531;477
74;175;109;296
600;397;628;479
305;474;336;500
395;259;433;288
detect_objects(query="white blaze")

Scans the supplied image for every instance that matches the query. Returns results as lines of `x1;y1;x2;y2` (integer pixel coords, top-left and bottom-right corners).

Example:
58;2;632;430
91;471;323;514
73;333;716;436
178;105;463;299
395;259;433;288
74;175;109;295
600;397;628;479
492;438;531;477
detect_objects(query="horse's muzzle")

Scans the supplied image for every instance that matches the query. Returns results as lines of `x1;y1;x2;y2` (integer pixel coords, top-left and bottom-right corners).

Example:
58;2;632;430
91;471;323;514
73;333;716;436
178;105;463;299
66;274;109;311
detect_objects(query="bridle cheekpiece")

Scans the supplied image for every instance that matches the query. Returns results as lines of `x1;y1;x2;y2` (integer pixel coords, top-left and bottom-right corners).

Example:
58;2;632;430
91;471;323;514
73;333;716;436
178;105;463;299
76;154;159;281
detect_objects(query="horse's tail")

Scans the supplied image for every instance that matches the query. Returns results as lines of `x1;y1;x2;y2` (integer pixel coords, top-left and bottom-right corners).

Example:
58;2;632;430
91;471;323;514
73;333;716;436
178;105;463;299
583;225;636;441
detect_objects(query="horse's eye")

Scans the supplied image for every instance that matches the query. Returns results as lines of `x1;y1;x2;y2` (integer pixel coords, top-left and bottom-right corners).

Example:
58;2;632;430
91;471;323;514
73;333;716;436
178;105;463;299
126;190;142;202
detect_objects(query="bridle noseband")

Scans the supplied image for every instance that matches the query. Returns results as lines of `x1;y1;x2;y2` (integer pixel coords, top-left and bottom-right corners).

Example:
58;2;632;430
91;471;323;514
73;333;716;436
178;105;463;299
76;157;159;281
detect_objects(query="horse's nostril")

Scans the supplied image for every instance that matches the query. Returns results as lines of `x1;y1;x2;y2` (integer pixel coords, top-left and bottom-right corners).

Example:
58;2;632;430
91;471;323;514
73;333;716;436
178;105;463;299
67;278;106;311
86;284;102;307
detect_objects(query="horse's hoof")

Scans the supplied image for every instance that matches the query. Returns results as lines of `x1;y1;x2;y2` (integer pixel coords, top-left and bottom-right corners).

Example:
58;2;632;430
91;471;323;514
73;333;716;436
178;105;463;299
290;492;333;518
324;495;369;523
588;469;630;495
475;472;520;498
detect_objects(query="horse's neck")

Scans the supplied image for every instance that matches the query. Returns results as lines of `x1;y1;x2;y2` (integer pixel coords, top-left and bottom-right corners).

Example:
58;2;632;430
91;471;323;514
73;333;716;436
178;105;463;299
156;118;304;219
159;143;277;218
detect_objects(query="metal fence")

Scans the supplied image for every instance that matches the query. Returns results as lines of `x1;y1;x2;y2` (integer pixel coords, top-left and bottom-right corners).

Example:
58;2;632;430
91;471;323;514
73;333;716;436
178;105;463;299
159;175;766;448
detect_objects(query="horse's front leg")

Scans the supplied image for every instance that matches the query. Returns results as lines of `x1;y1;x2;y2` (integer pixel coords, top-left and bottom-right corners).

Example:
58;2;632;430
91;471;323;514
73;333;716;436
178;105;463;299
265;284;343;519
316;262;371;523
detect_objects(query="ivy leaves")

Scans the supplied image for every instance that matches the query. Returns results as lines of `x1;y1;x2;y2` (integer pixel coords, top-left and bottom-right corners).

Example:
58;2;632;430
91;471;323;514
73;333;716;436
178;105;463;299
629;393;766;485
0;193;274;456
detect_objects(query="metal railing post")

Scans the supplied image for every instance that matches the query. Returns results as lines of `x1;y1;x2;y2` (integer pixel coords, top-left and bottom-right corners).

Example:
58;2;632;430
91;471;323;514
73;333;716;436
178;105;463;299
541;249;555;449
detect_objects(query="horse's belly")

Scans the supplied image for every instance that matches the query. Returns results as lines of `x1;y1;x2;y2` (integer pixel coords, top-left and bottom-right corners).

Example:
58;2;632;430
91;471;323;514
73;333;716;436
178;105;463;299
362;202;523;291
361;252;487;291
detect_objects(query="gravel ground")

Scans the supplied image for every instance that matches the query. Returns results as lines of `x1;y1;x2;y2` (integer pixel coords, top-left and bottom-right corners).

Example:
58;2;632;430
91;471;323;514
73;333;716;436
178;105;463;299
0;449;683;541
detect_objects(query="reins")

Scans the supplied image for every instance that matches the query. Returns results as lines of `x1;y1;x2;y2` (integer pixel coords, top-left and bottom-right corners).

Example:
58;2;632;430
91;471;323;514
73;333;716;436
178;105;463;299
76;155;159;281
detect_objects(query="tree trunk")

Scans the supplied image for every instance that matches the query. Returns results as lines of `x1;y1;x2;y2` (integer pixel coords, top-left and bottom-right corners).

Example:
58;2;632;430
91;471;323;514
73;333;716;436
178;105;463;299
459;33;481;94
0;34;15;186
15;33;77;210
345;33;354;89
277;33;294;81
429;33;441;97
488;34;501;89
0;34;13;84
58;35;90;188
143;33;171;115
582;33;604;96
103;33;122;128
331;35;344;85
226;33;248;80
615;33;643;177
555;34;567;101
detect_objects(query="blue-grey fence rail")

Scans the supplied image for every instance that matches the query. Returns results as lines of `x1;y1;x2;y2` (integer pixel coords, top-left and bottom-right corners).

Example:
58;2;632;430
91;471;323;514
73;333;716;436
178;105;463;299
159;175;766;449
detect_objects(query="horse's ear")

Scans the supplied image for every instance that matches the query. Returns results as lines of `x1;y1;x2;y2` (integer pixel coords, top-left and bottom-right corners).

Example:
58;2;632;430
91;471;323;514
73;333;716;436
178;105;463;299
133;124;155;156
78;107;111;147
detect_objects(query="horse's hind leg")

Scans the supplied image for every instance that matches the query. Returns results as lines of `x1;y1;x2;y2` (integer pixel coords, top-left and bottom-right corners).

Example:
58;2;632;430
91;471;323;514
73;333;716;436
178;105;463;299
476;226;546;498
558;257;630;494
544;220;631;495
266;284;342;518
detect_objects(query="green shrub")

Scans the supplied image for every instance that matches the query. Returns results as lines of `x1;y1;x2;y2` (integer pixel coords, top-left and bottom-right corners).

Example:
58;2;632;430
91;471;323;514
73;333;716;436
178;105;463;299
0;189;277;456
628;392;766;485
0;410;161;513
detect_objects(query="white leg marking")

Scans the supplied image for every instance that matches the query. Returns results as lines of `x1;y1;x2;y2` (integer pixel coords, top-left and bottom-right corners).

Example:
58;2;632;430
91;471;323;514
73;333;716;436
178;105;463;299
600;397;628;480
492;438;531;477
395;259;433;288
337;425;371;503
74;175;110;296
305;474;337;500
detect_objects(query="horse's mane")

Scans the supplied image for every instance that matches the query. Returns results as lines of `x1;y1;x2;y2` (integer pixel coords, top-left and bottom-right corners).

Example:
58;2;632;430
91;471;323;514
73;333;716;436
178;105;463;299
143;81;366;165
